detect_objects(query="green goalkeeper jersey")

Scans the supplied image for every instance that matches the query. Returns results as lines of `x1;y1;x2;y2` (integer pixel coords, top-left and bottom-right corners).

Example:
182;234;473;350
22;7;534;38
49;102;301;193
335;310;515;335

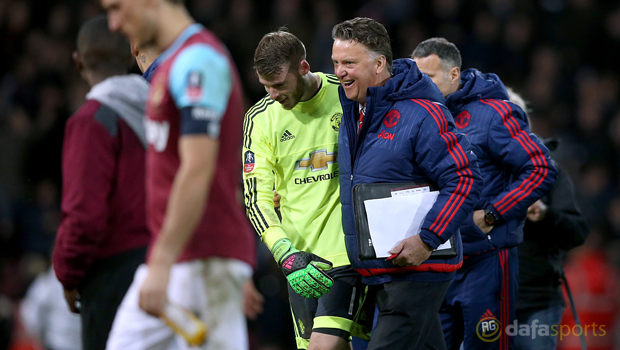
242;72;349;268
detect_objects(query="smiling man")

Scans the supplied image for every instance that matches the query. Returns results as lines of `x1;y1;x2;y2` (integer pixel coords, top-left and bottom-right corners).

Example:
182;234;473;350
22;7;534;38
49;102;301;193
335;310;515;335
332;18;482;350
100;0;255;349
243;29;371;350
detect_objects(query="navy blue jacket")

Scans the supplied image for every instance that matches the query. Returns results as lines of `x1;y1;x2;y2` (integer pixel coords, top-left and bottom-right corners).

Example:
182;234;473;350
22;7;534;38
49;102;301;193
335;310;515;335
339;59;482;285
446;69;557;257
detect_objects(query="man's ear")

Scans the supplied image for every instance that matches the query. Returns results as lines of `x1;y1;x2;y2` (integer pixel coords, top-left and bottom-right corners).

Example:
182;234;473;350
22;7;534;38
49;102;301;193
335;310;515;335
298;60;310;76
73;51;84;72
129;43;142;71
130;42;140;58
376;55;387;74
449;67;460;85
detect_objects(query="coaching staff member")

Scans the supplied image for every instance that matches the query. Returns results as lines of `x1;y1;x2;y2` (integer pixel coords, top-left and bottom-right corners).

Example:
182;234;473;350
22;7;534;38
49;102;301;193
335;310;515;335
331;18;481;350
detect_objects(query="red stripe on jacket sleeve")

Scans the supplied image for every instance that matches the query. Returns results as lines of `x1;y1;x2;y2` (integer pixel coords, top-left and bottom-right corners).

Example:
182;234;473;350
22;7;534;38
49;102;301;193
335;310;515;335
421;100;474;235
480;99;549;216
413;99;474;236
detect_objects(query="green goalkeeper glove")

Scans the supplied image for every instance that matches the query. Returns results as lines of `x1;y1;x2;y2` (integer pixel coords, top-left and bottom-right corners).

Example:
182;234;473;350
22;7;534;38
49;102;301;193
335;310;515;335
272;238;334;299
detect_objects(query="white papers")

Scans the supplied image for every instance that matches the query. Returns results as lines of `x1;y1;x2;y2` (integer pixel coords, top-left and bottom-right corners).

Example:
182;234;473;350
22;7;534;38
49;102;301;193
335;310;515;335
436;239;452;250
363;190;448;258
391;186;430;197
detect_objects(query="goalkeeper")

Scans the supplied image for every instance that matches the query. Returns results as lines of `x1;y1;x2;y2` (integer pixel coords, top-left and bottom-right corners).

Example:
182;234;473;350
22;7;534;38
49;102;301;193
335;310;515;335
243;29;371;350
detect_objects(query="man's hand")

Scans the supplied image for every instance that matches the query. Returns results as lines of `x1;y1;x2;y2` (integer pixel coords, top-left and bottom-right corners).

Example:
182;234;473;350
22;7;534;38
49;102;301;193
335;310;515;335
272;239;334;299
527;200;548;222
273;191;281;208
389;234;433;267
243;280;264;320
63;288;80;313
139;265;171;317
473;209;493;234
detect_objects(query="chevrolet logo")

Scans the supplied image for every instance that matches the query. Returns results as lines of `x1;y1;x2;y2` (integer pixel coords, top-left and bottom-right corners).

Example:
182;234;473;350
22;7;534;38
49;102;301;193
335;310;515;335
295;149;337;171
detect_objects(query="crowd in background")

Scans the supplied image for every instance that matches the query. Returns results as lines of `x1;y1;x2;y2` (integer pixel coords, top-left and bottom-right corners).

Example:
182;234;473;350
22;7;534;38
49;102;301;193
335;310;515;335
0;0;619;349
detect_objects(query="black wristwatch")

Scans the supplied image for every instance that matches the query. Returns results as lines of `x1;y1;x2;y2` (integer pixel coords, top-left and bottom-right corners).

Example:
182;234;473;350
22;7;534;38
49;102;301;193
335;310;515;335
484;208;499;226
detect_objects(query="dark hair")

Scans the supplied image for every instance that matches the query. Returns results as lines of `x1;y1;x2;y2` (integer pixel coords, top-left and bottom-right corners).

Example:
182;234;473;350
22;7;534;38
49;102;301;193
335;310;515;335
411;37;462;71
332;17;393;74
253;28;306;76
77;15;131;73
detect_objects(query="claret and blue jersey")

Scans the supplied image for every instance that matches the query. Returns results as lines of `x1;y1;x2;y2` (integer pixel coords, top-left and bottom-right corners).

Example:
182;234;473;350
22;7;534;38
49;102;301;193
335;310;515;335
446;69;557;257
144;23;254;266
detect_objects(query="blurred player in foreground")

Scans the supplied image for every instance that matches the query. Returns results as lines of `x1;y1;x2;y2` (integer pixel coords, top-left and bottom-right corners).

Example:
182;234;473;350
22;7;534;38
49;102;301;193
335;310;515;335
101;0;256;348
132;41;265;322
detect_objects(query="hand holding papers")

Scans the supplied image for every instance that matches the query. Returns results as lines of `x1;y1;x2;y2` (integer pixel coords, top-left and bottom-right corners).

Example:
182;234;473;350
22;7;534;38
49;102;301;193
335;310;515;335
364;190;440;258
388;234;434;266
352;182;457;260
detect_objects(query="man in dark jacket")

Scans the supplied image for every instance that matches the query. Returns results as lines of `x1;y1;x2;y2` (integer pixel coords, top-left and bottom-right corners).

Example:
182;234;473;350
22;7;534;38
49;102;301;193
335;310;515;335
332;18;482;350
52;15;150;350
506;90;589;350
413;38;557;349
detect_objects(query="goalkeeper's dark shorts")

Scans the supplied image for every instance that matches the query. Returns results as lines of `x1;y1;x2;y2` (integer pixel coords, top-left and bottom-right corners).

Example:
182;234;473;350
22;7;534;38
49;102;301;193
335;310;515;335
287;265;374;349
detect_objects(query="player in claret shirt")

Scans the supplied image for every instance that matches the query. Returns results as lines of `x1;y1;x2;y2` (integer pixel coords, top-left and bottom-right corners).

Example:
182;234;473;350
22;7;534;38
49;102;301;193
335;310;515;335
101;0;255;349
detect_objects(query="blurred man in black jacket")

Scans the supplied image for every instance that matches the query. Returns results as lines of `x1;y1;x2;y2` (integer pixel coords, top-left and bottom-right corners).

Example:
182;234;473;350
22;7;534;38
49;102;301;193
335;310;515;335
507;89;589;350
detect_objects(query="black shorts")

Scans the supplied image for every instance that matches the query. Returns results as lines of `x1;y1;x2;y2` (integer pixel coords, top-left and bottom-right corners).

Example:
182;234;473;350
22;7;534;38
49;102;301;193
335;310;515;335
287;266;374;349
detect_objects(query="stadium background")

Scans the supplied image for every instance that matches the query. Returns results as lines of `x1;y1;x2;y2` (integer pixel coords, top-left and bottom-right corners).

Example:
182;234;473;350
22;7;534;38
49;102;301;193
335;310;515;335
0;0;619;348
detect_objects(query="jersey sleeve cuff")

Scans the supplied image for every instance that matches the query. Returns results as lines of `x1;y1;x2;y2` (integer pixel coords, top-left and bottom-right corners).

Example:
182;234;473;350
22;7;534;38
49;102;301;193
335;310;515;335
419;229;442;249
262;227;289;251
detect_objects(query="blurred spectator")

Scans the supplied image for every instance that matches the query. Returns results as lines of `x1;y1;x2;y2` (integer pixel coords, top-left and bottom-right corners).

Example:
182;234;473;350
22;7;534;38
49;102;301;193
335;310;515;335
557;231;620;350
461;11;502;72
308;0;341;73
510;89;589;350
0;294;11;350
19;267;81;350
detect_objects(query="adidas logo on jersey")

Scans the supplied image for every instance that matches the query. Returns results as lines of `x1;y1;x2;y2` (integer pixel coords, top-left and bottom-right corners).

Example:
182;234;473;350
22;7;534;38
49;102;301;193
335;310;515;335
280;130;296;142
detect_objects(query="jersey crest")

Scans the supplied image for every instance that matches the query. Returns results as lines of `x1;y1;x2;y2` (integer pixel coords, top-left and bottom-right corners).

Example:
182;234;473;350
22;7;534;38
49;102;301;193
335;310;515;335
384;109;401;128
330;113;342;132
455;110;471;129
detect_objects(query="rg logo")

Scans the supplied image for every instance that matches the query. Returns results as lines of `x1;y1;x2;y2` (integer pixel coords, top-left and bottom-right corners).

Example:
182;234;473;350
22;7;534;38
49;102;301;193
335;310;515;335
476;310;502;342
